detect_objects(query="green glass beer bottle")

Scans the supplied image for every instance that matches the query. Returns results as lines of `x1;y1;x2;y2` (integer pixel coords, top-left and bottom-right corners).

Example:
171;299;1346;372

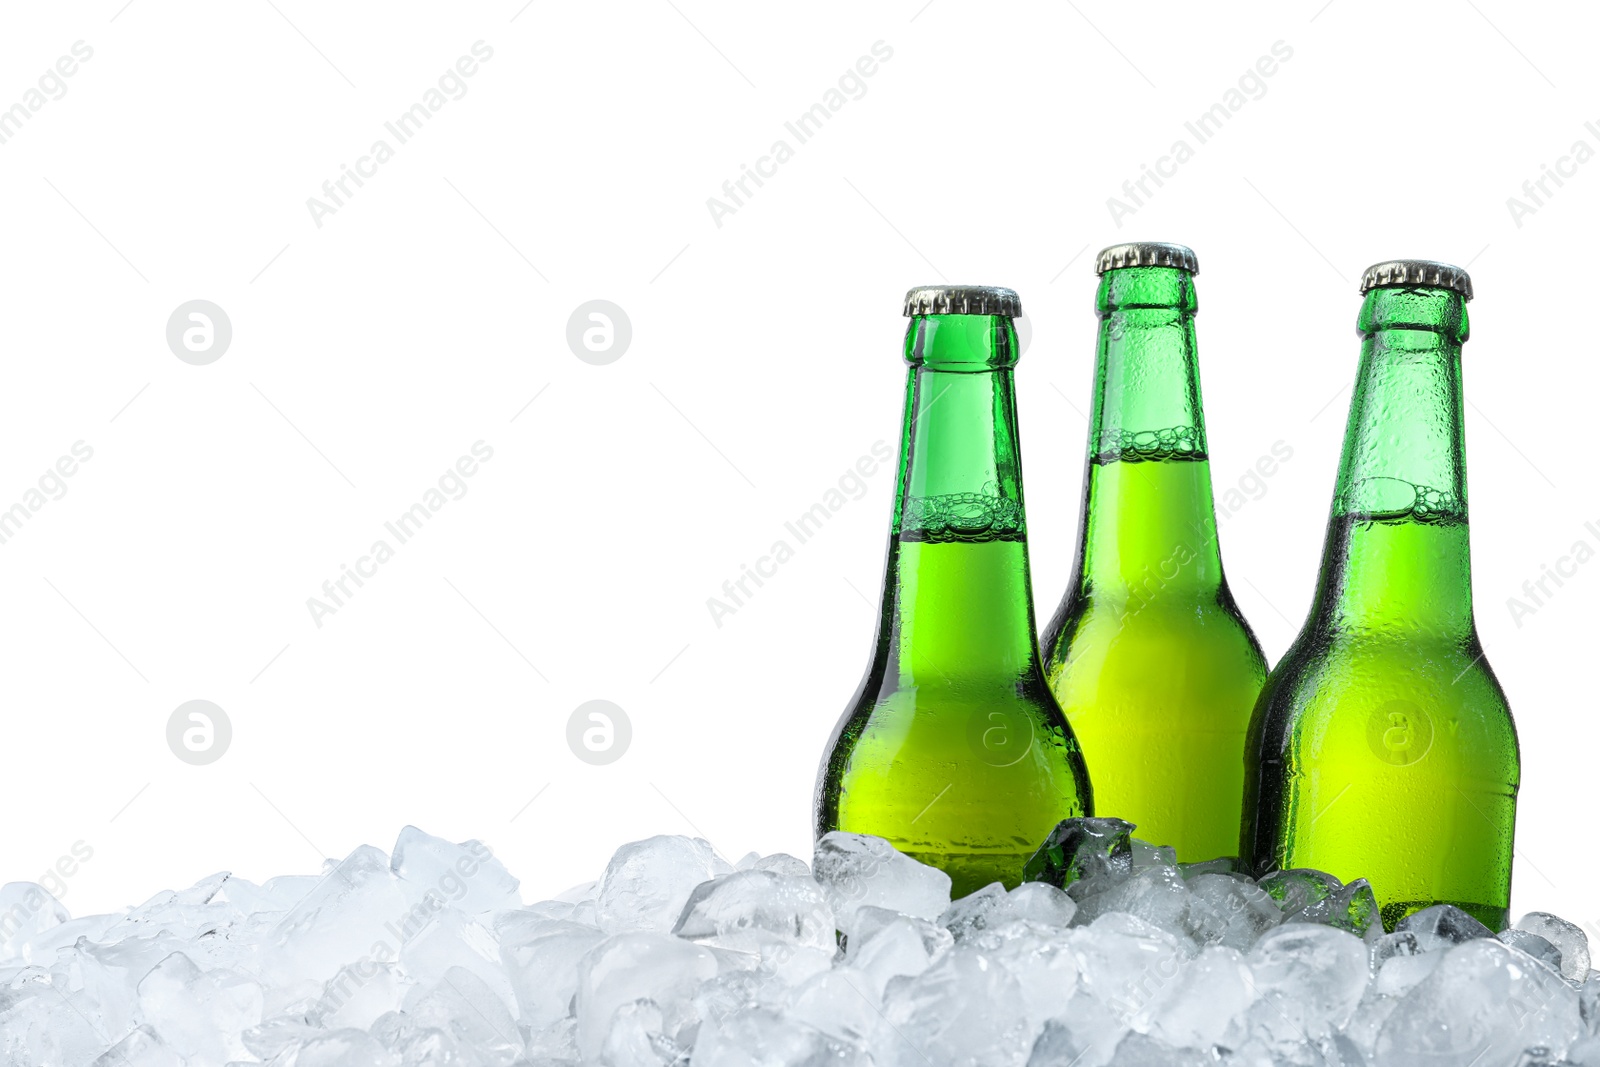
816;286;1093;897
1241;260;1519;931
1040;243;1267;865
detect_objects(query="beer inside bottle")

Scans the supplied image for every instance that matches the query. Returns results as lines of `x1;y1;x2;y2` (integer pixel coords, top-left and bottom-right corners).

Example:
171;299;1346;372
1241;260;1519;931
816;286;1092;897
1041;243;1267;865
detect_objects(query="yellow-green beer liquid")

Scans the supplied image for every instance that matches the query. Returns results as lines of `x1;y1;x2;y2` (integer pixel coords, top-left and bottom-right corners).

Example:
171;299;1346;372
1045;451;1266;866
825;533;1091;897
1245;511;1517;930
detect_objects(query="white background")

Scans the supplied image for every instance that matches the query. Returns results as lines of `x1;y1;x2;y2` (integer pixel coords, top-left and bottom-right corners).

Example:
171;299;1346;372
0;0;1594;927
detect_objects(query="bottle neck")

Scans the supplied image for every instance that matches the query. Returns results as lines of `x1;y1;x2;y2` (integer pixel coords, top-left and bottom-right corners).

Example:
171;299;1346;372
1076;266;1223;601
874;313;1039;682
1313;286;1475;636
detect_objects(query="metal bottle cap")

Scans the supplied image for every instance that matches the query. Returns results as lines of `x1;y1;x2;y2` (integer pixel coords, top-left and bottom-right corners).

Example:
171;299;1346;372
902;286;1021;317
1359;260;1473;301
1095;242;1199;276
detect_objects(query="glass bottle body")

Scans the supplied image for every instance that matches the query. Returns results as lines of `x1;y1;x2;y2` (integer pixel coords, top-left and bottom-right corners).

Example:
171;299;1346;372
1043;265;1266;864
1241;283;1519;930
817;311;1092;897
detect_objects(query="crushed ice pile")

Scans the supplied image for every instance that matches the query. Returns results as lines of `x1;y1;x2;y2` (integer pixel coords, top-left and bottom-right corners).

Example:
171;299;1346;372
2;819;1598;1066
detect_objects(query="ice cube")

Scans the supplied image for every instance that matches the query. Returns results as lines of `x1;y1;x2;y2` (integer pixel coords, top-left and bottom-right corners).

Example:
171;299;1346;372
600;998;682;1067
1372;929;1419;964
694;1006;869;1067
1517;912;1591;983
694;967;777;1030
308;959;411;1030
0;882;69;962
939;883;1009;941
879;948;1033;1067
968;922;1080;1031
1073;866;1191;935
0;976;108;1065
133;952;262;1063
1104;1031;1213;1066
67;931;188;1037
941;883;1078;944
851;905;950;954
672;869;835;953
401;965;523;1066
495;913;605;1028
1178;857;1237;879
397;907;517;1010
751;853;812;878
1374;938;1580;1067
240;1013;321;1061
264;845;415;1003
1324;879;1381;938
1256;868;1342;921
301;1029;404;1066
1022;817;1136;890
214;873;321;915
1580;972;1600;1034
1513;1048;1583;1067
1146;945;1256;1050
390;826;521;916
368;1010;473;1064
1393;904;1494;951
595;836;732;935
1343;986;1402;1060
525;1015;579;1062
1028;992;1122;1066
574;932;719;1061
1499;929;1565;976
846;910;952;1000
812;833;952;938
1569;1034;1600;1066
1246;924;1369;1045
1129;840;1177;870
101;872;236;945
90;1025;185;1067
787;967;884;1046
1374;944;1444;998
19;913;119;965
1026;1017;1093;1067
1182;873;1282;952
1005;882;1078;928
1369;927;1446;998
1068;912;1188;1035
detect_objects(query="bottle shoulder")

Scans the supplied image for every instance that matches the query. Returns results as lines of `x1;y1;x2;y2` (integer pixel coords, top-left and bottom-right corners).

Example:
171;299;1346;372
846;673;1066;719
822;674;1090;792
1253;629;1518;759
1044;589;1267;673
